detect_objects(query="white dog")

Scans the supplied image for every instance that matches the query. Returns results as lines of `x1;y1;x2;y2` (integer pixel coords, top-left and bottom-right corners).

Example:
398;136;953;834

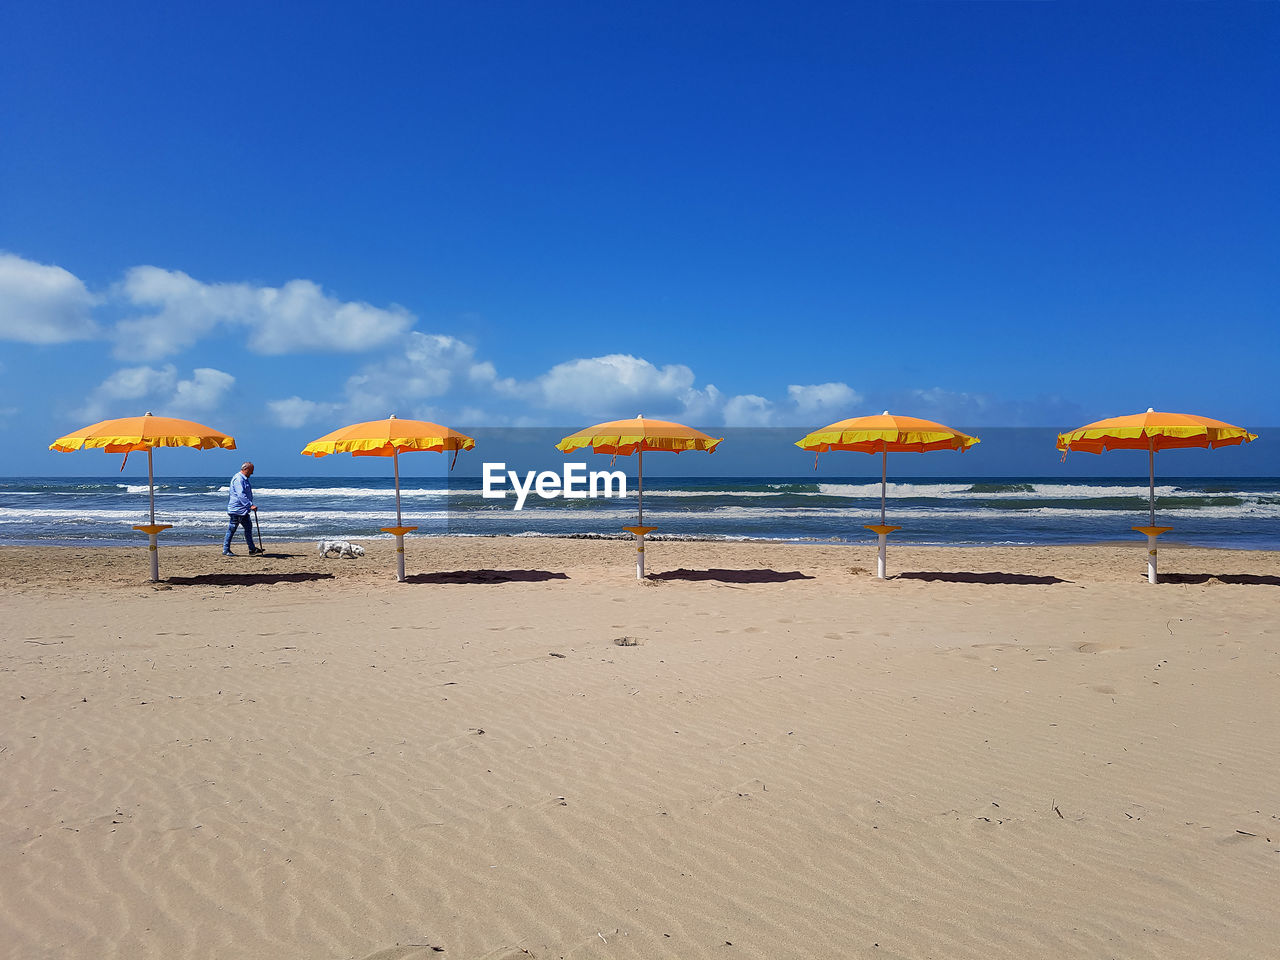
318;539;366;559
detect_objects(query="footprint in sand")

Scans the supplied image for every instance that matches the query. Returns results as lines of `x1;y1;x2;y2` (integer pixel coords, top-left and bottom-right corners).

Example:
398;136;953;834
356;948;447;960
1077;641;1128;654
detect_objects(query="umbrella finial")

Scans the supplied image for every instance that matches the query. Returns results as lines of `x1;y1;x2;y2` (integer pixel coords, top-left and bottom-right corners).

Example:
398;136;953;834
144;411;153;416
1147;407;1154;413
389;413;397;419
882;410;889;416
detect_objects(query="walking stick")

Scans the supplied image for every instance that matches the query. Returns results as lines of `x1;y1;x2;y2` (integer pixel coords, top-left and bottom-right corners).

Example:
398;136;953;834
253;510;264;555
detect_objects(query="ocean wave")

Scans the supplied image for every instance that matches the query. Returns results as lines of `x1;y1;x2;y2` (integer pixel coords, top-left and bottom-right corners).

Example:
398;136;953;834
817;481;1196;500
642;489;784;498
1;507;455;526
7;497;1278;526
230;485;454;498
665;503;1280;522
117;483;224;494
492;530;798;543
5;475;1278;547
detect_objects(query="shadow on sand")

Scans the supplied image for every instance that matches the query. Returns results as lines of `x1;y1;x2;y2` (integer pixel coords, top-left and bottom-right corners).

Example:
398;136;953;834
405;569;570;584
1158;573;1280;586
896;571;1070;585
166;572;336;586
650;568;814;583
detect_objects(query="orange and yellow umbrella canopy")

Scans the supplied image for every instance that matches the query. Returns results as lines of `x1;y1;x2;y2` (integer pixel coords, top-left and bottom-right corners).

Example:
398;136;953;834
50;411;237;524
50;412;237;580
557;415;723;578
1056;409;1256;456
796;412;979;578
1057;409;1256;582
302;415;475;581
301;415;476;459
556;415;723;521
50;411;237;455
301;413;475;523
797;411;981;456
556;415;723;458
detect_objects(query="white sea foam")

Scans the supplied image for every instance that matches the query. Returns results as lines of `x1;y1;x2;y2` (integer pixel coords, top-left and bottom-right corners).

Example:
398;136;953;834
815;481;1198;499
9;474;1278;547
121;484;166;494
231;485;455;498
817;482;971;498
966;483;1186;499
660;502;1280;522
643;489;783;498
0;507;455;526
8;497;1276;527
95;480;1262;502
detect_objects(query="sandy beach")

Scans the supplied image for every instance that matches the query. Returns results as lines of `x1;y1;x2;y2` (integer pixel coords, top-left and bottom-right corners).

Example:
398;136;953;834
2;537;1278;959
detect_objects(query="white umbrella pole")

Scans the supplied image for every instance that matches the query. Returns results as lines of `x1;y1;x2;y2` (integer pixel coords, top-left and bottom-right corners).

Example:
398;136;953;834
636;449;646;579
880;450;887;525
1146;446;1158;584
146;448;159;582
394;448;403;527
877;450;888;579
1130;443;1167;585
393;448;407;582
1148;446;1156;528
148;448;156;525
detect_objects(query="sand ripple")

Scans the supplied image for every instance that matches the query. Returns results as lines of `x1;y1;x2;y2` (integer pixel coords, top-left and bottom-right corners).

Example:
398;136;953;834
3;540;1279;958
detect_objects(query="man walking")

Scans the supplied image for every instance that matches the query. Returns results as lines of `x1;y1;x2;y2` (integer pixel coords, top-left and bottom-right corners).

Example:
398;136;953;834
223;461;262;556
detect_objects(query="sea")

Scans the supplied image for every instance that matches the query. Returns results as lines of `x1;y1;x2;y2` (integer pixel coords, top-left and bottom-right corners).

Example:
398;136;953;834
3;475;1278;549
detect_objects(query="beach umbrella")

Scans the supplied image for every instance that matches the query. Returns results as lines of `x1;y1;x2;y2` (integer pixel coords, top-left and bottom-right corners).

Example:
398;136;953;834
49;412;237;581
1057;408;1257;583
301;415;475;582
796;412;980;579
556;415;723;578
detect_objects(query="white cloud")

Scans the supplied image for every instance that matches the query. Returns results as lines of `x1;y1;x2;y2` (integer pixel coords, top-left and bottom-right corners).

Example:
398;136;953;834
534;354;710;417
271;349;772;428
678;383;723;423
0;253;98;344
249;279;413;355
787;382;862;415
401;334;487;396
266;333;503;426
171;368;235;412
723;394;775;426
94;364;179;402
267;396;344;428
77;364;235;421
350;333;498;415
115;267;414;360
268;339;1073;434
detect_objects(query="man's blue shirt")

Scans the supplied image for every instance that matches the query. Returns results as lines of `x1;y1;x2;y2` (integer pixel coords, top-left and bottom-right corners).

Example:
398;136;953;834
227;472;254;514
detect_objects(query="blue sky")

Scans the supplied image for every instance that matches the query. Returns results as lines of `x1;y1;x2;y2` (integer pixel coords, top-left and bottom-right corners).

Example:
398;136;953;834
1;1;1276;477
